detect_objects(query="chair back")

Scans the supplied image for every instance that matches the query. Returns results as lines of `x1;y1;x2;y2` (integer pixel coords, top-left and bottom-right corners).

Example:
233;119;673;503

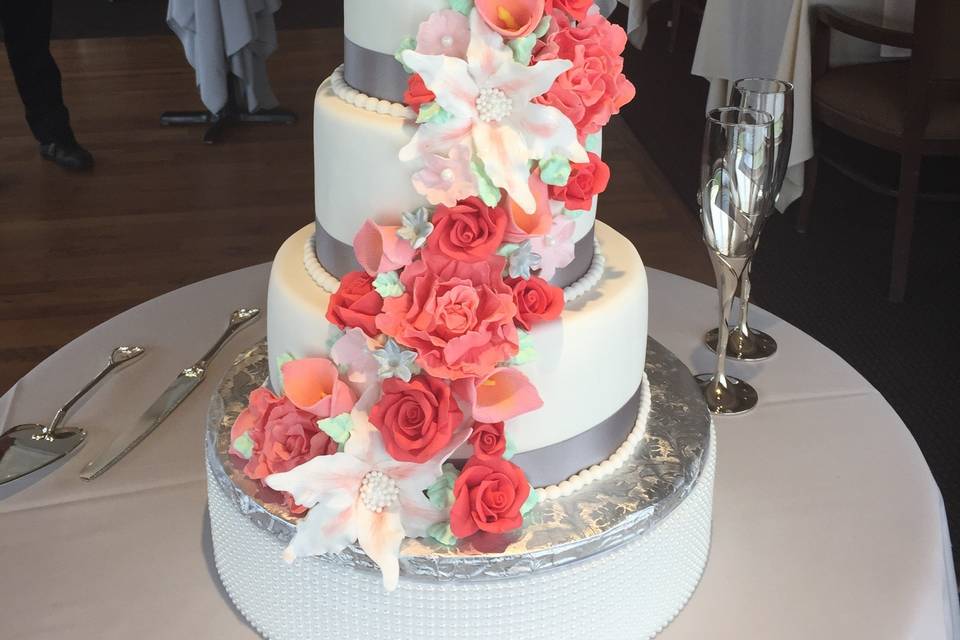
904;0;960;137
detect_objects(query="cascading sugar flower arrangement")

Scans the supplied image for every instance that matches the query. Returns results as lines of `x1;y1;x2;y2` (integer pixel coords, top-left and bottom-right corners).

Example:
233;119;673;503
228;0;635;591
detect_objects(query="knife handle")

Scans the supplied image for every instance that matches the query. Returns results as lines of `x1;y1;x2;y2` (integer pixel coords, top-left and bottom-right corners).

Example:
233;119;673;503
189;308;261;375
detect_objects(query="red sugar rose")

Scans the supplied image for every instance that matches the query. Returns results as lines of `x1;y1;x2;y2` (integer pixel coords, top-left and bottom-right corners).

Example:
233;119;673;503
533;11;636;138
404;73;436;113
326;270;384;338
549;152;610;211
450;456;530;537
369;374;464;463
506;275;565;331
425;196;509;263
468;422;508;460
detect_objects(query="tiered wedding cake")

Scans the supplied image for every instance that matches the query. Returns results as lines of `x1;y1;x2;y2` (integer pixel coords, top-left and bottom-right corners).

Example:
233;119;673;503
206;2;715;638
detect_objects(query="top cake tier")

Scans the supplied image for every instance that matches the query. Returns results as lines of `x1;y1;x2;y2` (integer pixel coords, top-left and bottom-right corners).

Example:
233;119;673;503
343;0;448;102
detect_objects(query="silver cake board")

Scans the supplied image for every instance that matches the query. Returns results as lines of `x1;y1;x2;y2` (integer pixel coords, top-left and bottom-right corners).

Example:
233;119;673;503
205;338;712;582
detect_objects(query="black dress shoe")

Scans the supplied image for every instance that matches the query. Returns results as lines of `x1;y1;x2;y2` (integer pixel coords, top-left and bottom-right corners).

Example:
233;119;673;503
39;142;95;171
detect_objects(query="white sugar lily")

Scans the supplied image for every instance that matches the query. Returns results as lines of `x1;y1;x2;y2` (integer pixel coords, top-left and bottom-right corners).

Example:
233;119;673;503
400;9;587;213
266;407;468;591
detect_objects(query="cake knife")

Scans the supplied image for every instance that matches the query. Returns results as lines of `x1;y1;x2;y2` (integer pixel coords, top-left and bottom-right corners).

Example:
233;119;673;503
80;307;261;481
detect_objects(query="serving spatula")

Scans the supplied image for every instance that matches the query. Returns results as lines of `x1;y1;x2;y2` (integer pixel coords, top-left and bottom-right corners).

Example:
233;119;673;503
0;345;145;485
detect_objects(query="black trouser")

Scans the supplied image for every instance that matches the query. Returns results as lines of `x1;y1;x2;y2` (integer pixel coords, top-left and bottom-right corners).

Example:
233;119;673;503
0;0;75;145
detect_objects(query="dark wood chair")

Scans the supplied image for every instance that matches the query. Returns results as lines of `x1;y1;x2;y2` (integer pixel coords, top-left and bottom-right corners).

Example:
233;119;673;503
795;1;960;302
668;0;705;53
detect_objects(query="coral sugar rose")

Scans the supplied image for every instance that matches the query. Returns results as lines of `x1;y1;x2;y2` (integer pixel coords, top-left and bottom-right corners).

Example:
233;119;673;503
325;271;384;338
230;388;338;514
426;196;509;263
369;374;464;463
533;11;636;138
544;0;593;20
450;456;530;537
507;275;565;331
549;152;610;211
375;252;519;380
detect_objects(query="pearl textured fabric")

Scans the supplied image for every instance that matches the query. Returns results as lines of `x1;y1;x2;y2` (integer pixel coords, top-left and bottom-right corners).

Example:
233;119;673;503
206;424;716;640
692;0;916;211
0;265;955;639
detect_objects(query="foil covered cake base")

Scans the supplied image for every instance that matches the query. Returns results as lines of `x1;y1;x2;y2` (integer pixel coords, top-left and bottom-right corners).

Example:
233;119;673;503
206;339;715;639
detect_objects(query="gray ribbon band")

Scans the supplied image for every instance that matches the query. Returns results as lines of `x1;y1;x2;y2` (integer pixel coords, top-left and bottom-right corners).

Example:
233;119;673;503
465;383;643;487
343;37;409;104
549;227;595;288
315;221;596;287
315;221;362;278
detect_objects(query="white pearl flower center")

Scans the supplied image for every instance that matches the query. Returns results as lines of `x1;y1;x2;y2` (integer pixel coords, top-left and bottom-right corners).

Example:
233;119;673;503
440;35;455;49
440;168;456;183
359;470;399;513
476;87;512;123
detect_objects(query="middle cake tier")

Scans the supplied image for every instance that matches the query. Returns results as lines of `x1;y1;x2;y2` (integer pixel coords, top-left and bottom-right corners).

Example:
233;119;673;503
267;221;648;487
312;71;599;285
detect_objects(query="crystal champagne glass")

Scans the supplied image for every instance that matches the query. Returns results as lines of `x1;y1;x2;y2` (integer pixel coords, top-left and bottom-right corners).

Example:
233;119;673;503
695;107;775;415
705;78;794;361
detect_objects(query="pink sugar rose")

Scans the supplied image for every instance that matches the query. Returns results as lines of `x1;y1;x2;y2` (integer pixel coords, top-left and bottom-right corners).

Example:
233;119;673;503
375;251;520;381
230;387;283;456
230;388;339;514
532;10;636;138
416;9;471;58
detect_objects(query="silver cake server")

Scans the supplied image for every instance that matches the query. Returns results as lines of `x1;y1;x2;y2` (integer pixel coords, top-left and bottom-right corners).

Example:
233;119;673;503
80;307;260;481
0;346;145;485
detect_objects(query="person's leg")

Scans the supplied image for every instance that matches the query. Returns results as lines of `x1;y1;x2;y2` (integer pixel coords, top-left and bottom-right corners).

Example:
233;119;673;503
0;0;73;144
0;0;92;169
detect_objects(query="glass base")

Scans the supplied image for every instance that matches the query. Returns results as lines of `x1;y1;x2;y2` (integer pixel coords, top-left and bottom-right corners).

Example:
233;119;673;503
694;374;758;415
704;326;778;362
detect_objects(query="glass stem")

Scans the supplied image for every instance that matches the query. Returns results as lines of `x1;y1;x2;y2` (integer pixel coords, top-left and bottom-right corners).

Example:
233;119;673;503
737;261;753;339
708;252;742;392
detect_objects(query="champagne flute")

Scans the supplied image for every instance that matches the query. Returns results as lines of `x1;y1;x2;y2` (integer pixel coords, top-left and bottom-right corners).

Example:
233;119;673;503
695;107;775;415
705;78;794;361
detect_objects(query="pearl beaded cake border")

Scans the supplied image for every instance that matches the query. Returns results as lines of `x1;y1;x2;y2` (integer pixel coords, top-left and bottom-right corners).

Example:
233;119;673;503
304;231;606;300
303;233;341;293
535;372;651;498
563;235;604;303
330;64;415;119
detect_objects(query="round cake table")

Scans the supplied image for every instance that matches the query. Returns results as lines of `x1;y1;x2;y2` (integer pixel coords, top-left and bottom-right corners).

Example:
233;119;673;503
1;264;956;640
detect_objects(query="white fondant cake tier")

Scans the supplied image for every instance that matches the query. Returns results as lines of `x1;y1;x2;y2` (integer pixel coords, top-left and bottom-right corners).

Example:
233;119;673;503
267;221;648;458
312;73;597;248
206;425;715;640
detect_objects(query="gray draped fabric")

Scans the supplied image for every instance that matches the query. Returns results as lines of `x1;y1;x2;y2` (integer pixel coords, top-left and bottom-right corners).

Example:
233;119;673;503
167;0;282;114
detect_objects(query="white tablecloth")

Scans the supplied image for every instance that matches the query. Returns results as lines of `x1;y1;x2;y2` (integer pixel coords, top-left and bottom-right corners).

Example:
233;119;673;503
1;263;956;639
692;0;915;211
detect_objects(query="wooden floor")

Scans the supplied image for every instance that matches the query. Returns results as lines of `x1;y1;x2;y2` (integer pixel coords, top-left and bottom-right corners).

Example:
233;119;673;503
0;29;711;395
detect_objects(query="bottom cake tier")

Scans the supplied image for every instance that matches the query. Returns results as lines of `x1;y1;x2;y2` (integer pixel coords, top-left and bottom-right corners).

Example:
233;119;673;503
207;426;714;640
205;339;715;640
